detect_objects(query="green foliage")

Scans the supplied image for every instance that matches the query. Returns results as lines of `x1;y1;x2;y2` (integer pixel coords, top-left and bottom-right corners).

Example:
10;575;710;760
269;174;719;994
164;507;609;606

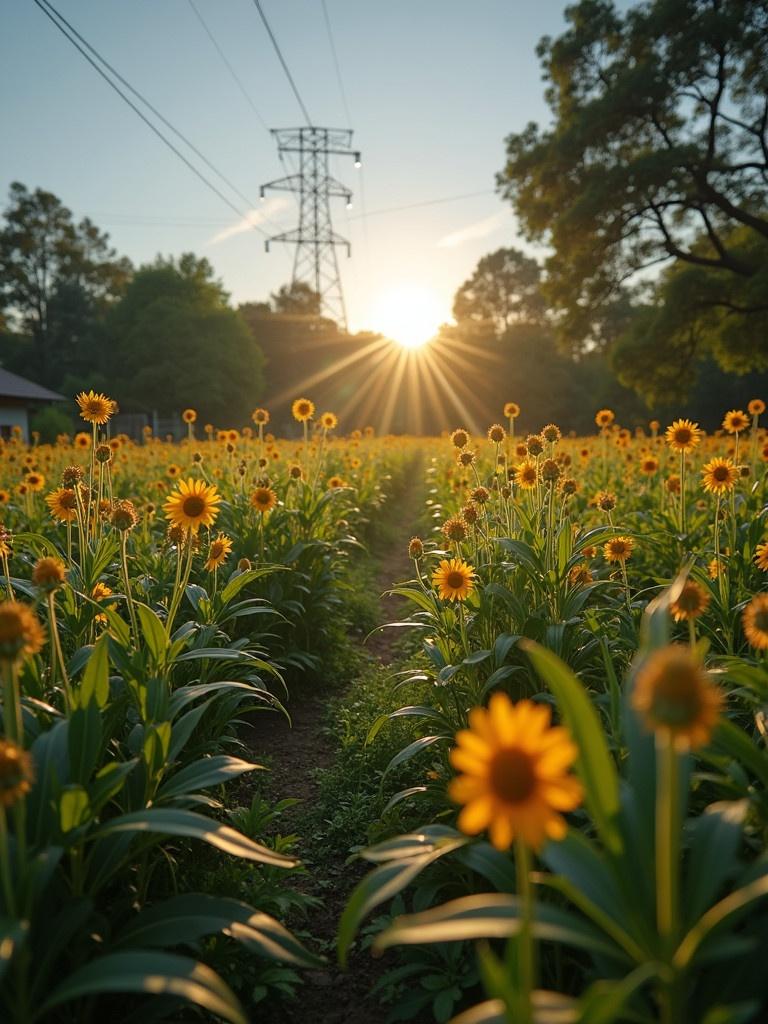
29;404;73;443
497;0;768;386
104;254;264;425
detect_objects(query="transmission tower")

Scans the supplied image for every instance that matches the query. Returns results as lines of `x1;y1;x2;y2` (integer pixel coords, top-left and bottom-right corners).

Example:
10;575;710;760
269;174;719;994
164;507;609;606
260;127;360;329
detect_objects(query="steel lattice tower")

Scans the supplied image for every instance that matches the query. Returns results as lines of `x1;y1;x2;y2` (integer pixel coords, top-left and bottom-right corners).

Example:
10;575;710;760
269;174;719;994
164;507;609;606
261;127;360;330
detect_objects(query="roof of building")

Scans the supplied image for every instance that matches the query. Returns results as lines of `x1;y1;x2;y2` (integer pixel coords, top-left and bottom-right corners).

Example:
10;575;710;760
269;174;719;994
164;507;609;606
0;368;65;403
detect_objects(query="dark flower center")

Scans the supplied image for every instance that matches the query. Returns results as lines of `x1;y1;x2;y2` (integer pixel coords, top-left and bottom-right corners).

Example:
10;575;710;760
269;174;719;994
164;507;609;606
489;748;536;803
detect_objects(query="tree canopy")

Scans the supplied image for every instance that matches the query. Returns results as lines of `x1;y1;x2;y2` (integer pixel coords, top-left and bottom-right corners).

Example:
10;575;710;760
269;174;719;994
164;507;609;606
452;248;546;334
0;181;131;385
497;0;768;395
105;255;264;425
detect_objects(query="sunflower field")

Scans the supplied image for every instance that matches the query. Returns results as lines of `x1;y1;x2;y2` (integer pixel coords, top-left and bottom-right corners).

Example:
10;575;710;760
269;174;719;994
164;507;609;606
1;391;767;1024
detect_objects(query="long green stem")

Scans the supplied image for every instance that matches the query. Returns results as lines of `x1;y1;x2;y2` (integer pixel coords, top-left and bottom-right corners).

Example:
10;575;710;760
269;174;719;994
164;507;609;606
47;592;72;712
1;660;22;744
515;838;535;1024
120;533;140;638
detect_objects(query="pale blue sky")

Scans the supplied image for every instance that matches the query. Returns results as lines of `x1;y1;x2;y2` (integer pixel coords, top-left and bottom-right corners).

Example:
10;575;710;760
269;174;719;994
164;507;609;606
2;0;579;334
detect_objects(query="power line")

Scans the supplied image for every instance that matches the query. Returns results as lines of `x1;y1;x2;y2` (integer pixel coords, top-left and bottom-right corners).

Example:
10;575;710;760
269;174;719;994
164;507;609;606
348;190;495;221
89;189;498;228
251;0;312;125
186;0;271;135
33;0;269;237
320;0;352;129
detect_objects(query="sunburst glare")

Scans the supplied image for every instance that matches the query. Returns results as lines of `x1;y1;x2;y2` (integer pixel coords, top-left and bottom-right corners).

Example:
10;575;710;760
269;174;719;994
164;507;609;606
370;284;444;349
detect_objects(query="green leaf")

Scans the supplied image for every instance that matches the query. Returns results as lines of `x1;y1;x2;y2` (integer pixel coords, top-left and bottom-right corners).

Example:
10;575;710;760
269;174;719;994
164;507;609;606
136;603;169;664
684;801;747;926
521;640;622;856
91;808;298;867
711;720;768;790
68;702;103;785
59;786;91;833
219;566;281;606
337;834;468;967
373;893;621;961
157;756;262;801
577;962;662;1024
78;634;110;709
40;950;247;1024
382;735;450;780
115;894;323;967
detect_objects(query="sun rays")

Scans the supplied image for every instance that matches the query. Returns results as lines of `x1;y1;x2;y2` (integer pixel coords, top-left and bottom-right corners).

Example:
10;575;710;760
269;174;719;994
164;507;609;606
266;327;504;434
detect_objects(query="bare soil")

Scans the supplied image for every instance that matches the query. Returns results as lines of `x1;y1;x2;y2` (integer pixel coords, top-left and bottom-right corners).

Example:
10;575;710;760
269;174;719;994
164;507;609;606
241;477;424;1023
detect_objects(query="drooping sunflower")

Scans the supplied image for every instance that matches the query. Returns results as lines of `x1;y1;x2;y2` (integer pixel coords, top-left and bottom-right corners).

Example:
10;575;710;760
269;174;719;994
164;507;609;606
432;558;475;602
701;457;739;495
205;533;233;571
670;580;711;622
722;409;750;434
250;486;278;514
32;556;67;591
632;645;723;750
449;693;582;851
292;398;315;422
604;536;634;563
743;594;768;651
665;419;702;453
0;739;35;807
45;487;78;523
164;478;221;533
76;390;114;425
0;601;45;661
754;542;768;572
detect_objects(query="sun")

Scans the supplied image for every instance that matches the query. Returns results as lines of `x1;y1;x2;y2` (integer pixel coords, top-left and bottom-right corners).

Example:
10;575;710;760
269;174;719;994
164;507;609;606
371;284;444;350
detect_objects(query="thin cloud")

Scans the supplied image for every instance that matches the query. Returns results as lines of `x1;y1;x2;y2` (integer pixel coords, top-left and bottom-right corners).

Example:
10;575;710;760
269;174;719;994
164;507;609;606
437;210;508;249
207;198;290;244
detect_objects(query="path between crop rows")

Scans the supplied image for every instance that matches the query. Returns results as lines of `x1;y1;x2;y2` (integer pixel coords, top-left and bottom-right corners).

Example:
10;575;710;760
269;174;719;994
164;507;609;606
244;473;424;1024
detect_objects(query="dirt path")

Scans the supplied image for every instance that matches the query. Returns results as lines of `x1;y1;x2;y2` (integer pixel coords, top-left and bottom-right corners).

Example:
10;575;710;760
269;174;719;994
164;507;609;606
242;468;424;1023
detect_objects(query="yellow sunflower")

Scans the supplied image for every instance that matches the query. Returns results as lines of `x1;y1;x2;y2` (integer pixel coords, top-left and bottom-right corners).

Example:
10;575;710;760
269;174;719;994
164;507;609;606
292;398;315;422
503;402;520;419
74;432;91;449
670;580;711;622
25;471;45;492
164;478;221;533
722;409;749;434
205;533;233;571
516;459;538;489
743;594;768;651
748;399;765;417
665;419;702;453
632;645;723;750
595;409;615;428
45;487;78;523
319;411;338;430
252;408;270;426
604;536;634;563
76;390;114;425
451;428;470;449
449;693;582;851
182;408;197;424
701;457;739;495
250;486;278;514
327;475;345;489
754;542;768;572
432;558;475;602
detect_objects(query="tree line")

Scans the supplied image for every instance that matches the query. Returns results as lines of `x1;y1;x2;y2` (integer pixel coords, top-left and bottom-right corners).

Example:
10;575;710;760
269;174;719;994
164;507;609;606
1;0;766;436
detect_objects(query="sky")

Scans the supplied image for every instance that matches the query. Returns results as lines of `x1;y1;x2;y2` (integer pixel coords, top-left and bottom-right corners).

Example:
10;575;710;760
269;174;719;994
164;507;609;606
1;0;576;340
